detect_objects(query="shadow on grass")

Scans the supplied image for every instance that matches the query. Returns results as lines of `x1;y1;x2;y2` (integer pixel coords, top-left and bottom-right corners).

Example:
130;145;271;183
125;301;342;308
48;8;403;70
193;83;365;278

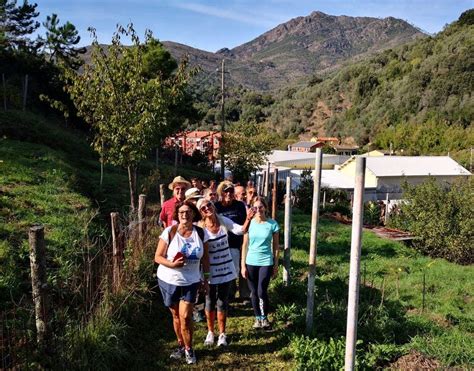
272;274;434;347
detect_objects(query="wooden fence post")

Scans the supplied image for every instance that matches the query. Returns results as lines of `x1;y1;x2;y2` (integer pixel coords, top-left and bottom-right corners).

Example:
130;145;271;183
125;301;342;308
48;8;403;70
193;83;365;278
28;224;50;352
283;176;292;286
271;168;278;219
22;74;28;111
159;184;165;207
138;194;147;246
110;212;122;292
2;73;6;111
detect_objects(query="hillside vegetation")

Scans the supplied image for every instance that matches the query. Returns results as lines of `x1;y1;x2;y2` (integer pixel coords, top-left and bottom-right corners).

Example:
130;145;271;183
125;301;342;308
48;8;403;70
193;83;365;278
268;10;473;166
0;111;129;308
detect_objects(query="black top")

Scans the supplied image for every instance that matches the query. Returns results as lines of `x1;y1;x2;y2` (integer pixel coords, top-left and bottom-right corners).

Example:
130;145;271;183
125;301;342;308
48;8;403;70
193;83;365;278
214;200;247;250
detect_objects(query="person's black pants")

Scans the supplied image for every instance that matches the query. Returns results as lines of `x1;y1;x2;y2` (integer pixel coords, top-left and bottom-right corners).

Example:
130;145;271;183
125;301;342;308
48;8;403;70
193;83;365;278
246;264;272;318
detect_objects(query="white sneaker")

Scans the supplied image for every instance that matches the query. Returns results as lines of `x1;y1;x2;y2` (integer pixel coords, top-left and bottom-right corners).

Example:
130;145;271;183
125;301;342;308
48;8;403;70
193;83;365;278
217;333;228;347
185;348;196;364
204;331;214;346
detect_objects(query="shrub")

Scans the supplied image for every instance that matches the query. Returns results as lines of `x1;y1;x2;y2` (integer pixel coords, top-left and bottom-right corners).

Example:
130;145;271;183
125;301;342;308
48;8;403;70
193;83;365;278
389;178;473;264
290;336;347;371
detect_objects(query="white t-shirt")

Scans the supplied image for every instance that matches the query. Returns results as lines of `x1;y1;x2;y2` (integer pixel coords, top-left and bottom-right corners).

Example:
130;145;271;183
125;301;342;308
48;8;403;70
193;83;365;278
205;216;243;285
157;226;209;286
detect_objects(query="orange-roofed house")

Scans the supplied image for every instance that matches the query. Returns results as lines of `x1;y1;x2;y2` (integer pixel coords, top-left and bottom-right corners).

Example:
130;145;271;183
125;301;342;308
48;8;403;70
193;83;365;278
165;131;221;160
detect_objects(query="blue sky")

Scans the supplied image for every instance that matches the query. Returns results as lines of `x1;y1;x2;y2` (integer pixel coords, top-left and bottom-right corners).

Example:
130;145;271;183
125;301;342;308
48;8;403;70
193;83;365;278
35;0;472;52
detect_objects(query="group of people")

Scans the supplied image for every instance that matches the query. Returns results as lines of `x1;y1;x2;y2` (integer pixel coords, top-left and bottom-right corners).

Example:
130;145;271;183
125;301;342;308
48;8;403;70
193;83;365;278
154;176;280;364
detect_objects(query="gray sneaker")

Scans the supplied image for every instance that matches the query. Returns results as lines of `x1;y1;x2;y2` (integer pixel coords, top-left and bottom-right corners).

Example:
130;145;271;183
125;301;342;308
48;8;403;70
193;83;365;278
185;348;196;364
261;318;271;329
253;319;262;329
169;347;185;360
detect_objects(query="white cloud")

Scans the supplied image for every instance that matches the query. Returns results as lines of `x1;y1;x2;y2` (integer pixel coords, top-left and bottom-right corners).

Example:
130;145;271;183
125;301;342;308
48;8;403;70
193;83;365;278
174;2;280;27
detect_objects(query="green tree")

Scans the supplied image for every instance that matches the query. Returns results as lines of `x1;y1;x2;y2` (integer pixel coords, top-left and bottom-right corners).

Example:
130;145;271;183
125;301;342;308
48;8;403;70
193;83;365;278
62;24;192;212
0;0;40;51
141;38;177;80
42;13;85;68
223;120;277;182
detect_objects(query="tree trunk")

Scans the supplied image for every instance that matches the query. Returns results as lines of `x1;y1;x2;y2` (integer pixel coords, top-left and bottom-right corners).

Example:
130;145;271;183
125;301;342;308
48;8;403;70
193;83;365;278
128;165;137;213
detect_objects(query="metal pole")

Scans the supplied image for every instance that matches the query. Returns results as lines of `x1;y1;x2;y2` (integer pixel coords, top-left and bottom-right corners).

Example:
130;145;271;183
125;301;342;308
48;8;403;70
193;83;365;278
264;162;270;197
283;176;292;286
344;157;366;371
384;193;389;225
220;59;225;179
256;174;262;197
305;148;323;334
174;142;178;176
322;190;326;209
271;169;278;219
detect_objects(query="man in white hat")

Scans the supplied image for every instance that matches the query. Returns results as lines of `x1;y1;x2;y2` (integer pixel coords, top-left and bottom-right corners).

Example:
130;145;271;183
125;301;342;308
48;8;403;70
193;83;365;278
159;176;191;227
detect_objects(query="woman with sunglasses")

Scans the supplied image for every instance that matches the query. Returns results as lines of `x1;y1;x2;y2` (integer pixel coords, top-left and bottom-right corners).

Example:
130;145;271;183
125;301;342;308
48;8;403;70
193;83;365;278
241;197;280;330
196;198;254;347
154;200;210;365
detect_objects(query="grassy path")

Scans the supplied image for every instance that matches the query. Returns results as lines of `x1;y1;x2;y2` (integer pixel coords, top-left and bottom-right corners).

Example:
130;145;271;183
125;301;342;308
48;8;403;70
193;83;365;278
126;283;293;369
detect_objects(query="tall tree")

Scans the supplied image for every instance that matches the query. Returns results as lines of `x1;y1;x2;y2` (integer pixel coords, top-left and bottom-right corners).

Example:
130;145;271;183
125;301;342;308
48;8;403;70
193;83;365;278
0;0;40;51
42;13;85;68
62;24;193;212
223;120;277;182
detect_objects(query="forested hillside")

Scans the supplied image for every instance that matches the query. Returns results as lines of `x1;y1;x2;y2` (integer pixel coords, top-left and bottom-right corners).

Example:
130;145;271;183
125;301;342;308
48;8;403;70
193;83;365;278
267;10;473;165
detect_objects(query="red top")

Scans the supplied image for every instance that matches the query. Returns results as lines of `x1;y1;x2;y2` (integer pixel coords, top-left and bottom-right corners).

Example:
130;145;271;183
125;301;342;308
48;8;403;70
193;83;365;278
159;197;179;227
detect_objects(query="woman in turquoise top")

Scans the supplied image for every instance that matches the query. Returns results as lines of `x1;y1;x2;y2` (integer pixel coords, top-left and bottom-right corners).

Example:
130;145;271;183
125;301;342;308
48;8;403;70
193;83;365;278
241;197;280;330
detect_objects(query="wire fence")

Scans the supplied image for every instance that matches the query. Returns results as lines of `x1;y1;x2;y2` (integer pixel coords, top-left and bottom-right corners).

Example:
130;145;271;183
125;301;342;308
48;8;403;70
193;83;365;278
0;198;160;368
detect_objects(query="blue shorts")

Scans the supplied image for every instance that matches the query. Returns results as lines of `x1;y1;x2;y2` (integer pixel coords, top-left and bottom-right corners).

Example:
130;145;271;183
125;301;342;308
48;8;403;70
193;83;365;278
158;278;200;307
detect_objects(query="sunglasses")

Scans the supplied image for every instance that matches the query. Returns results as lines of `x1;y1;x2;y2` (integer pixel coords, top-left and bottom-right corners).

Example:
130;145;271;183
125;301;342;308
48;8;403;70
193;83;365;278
223;189;234;193
200;203;213;210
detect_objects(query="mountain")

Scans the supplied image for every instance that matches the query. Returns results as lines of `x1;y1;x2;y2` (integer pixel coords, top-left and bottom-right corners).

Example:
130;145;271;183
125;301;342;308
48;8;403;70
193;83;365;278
266;9;474;167
161;11;425;90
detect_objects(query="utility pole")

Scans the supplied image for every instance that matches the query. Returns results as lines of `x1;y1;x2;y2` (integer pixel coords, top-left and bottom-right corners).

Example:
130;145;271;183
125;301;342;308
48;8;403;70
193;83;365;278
220;59;225;179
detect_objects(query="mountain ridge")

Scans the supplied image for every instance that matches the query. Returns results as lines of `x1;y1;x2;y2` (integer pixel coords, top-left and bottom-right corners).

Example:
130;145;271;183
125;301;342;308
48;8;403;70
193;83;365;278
154;11;425;90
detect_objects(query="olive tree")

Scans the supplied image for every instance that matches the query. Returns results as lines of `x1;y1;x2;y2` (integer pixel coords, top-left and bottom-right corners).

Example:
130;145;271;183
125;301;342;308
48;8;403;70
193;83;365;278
62;24;192;212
